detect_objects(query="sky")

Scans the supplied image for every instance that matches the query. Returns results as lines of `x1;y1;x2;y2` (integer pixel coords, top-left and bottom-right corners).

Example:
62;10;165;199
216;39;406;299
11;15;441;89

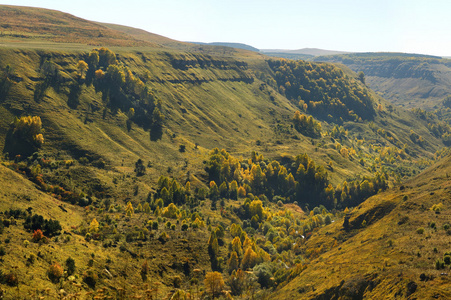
1;0;450;56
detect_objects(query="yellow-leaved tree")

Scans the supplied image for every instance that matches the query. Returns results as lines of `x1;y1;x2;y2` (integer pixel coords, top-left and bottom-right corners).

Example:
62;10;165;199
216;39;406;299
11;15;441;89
5;116;44;158
204;271;225;298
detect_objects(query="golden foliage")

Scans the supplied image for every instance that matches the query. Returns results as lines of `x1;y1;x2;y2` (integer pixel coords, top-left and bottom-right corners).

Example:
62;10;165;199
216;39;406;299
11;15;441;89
204;271;225;298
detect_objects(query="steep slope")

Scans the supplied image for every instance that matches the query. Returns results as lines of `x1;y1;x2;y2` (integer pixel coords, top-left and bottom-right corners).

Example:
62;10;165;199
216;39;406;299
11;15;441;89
315;53;451;110
273;153;451;299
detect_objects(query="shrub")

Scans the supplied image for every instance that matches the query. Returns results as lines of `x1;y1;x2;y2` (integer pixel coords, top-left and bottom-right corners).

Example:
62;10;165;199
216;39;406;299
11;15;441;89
27;253;36;265
436;259;445;270
66;257;76;275
152;221;158;230
48;263;64;283
173;275;182;288
32;229;44;242
141;260;150;281
83;269;98;288
324;215;332;225
416;227;424;234
254;263;274;288
158;232;169;243
430;203;444;212
181;223;189;231
4;272;18;286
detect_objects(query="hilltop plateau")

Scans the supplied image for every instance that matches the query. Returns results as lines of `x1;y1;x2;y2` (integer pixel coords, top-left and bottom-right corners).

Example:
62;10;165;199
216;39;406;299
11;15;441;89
0;5;450;300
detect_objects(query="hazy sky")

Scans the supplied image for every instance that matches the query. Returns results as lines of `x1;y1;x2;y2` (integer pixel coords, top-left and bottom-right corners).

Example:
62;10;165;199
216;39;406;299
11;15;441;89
1;0;450;56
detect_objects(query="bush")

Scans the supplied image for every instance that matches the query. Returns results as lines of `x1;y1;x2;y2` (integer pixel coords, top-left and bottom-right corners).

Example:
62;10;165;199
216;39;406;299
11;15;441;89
4;272;18;286
66;257;76;275
152;221;158;230
48;263;63;283
173;275;182;288
27;254;36;265
254;263;274;288
83;269;98;288
436;259;445;270
416;227;424;234
32;229;44;242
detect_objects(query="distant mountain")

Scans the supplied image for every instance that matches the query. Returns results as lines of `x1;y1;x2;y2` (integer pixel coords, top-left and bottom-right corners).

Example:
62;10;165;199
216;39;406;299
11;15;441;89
261;47;351;57
188;42;260;52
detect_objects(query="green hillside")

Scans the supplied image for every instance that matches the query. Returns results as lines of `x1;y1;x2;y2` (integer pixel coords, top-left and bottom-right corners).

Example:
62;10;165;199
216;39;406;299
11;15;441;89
0;5;450;300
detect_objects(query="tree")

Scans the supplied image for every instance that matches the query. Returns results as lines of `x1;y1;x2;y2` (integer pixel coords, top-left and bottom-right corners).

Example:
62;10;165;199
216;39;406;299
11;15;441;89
229;269;246;296
48;263;64;283
135;158;146;176
204;271;225;298
4;116;44;158
230;180;238;200
237;186;247;198
125;201;134;216
65;257;76;275
76;60;89;79
241;247;258;270
358;71;365;84
228;251;240;273
89;218;99;233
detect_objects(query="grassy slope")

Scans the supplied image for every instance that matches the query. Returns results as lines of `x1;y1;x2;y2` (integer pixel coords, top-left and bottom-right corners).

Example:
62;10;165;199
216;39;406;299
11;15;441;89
0;163;211;299
273;154;451;299
0;5;154;47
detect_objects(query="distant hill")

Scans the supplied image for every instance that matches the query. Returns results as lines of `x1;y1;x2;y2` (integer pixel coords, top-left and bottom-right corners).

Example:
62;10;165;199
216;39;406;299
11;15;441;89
261;47;350;57
99;22;187;48
188;41;260;52
315;53;451;110
260;52;314;61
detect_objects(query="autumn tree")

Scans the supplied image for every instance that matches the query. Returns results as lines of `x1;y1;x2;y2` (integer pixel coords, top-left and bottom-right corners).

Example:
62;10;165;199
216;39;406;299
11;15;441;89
229;269;246;296
125;201;134;217
228;251;240;273
89;218;99;233
76;60;89;79
5;116;44;158
204;271;225;298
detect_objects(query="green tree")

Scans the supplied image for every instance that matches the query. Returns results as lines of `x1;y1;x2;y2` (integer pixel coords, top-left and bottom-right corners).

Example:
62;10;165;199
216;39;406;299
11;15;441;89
358;71;365;84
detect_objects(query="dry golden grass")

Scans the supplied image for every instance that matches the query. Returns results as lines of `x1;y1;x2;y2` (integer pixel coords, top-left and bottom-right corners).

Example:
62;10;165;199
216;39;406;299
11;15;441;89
272;155;451;299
